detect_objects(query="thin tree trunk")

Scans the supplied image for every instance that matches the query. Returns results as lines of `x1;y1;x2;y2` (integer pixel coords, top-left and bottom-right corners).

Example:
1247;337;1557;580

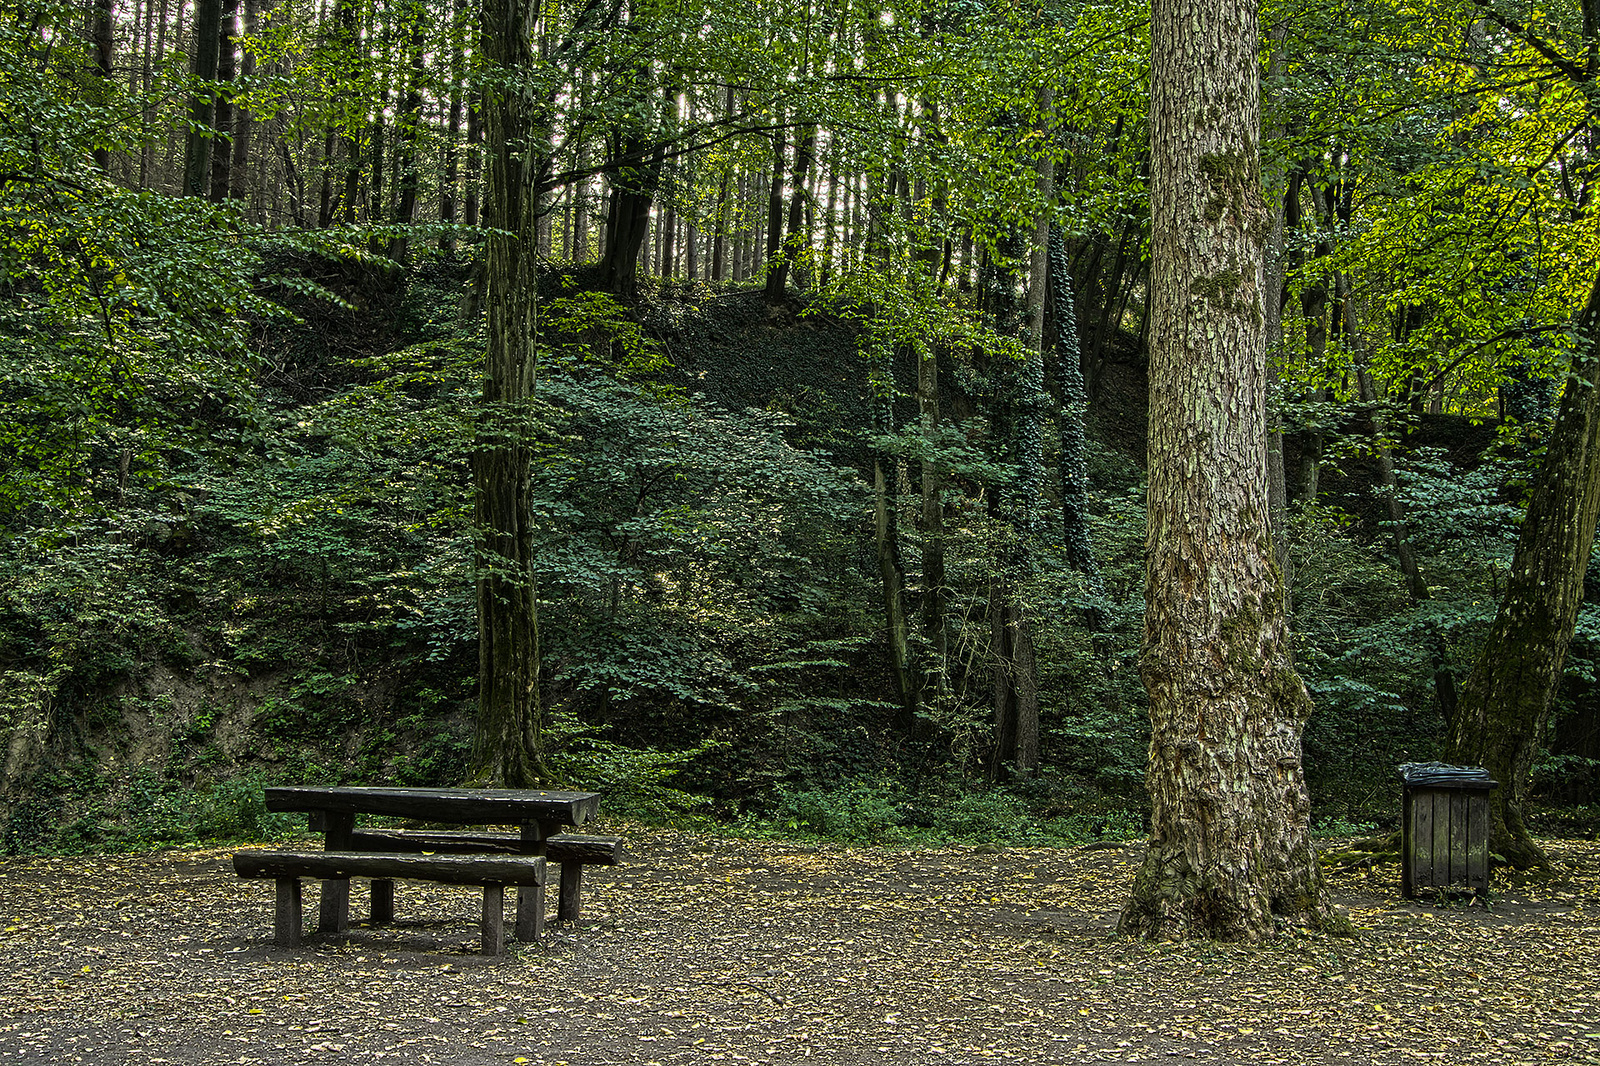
918;344;947;705
182;0;223;197
765;122;814;304
209;0;238;201
874;381;915;714
464;98;482;228
439;0;466;250
228;0;258;207
389;1;427;262
91;0;113;172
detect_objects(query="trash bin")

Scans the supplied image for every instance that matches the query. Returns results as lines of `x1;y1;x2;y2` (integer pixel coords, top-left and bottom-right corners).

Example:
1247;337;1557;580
1398;762;1496;897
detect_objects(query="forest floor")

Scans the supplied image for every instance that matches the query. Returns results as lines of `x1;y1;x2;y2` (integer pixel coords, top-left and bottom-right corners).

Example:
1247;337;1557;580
0;830;1596;1066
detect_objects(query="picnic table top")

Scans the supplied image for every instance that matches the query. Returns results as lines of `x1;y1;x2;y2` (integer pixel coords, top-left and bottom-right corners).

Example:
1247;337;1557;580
264;786;602;828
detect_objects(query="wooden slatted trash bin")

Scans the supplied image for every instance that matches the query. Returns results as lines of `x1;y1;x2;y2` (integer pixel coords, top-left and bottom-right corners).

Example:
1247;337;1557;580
1399;762;1496;897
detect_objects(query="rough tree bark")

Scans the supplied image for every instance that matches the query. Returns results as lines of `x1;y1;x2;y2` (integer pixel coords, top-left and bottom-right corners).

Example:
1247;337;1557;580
1119;0;1336;940
470;0;547;787
1447;274;1600;870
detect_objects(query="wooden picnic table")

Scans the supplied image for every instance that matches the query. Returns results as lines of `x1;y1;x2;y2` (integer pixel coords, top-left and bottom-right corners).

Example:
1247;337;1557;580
263;786;601;940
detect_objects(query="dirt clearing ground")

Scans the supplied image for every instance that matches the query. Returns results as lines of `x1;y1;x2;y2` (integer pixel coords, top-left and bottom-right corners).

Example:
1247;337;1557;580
2;831;1597;1065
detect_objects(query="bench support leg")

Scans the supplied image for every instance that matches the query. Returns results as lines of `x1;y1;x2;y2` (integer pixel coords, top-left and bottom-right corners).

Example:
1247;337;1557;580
481;885;505;956
318;811;354;933
274;877;303;947
558;862;583;921
515;880;545;943
371;878;395;924
318;878;350;933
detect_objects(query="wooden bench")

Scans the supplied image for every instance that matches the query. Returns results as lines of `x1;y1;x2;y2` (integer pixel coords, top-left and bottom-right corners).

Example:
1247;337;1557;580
233;850;547;955
346;829;623;921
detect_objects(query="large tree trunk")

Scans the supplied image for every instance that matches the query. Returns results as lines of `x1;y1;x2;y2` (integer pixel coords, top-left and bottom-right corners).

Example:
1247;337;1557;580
1120;0;1334;941
470;0;547;788
1448;274;1600;870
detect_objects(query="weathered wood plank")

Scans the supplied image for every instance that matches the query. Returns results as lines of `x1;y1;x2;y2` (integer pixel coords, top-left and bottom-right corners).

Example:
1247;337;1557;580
1449;790;1469;885
234;851;549;885
264;786;601;829
1467;792;1490;892
1414;790;1435;889
1430;791;1451;888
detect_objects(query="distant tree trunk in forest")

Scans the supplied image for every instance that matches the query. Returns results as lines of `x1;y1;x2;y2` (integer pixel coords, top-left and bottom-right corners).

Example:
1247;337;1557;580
464;98;482;228
1352;347;1459;724
1120;0;1334;940
1448;274;1600;870
917;348;947;706
759;127;786;301
990;97;1051;780
765;123;813;305
601;129;662;301
208;0;238;202
389;1;427;263
872;376;915;714
182;0;223;197
228;0;258;207
470;0;547;787
439;0;466;251
91;0;113;171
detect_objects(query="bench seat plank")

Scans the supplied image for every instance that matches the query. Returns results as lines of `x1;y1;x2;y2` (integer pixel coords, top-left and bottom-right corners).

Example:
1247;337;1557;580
234;850;549;885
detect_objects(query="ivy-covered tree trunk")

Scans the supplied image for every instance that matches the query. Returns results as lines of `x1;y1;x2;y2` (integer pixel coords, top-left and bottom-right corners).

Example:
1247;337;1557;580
1448;274;1600;870
1048;225;1098;587
1120;0;1335;940
470;0;547;788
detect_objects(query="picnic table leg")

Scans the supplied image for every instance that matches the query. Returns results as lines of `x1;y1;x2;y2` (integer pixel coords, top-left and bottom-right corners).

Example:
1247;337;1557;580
318;811;354;933
481;885;505;956
371;879;395;924
558;862;583;921
514;823;546;942
274;877;303;946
